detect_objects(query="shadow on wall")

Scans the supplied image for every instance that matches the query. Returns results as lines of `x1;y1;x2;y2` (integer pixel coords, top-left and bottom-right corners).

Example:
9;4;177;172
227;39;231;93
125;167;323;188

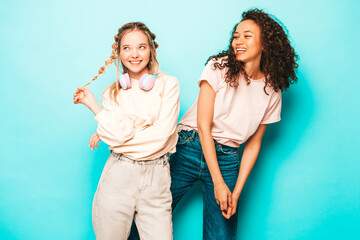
171;69;314;237
84;69;314;238
236;69;314;235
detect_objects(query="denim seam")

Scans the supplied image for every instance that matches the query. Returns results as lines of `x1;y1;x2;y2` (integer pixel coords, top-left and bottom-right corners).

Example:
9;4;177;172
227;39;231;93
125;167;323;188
219;146;238;155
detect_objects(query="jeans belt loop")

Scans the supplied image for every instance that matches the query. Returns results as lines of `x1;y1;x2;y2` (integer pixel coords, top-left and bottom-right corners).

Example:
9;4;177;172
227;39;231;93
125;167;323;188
191;130;196;140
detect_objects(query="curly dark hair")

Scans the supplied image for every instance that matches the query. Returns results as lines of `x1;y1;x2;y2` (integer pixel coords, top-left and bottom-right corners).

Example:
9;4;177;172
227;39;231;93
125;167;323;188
206;8;298;92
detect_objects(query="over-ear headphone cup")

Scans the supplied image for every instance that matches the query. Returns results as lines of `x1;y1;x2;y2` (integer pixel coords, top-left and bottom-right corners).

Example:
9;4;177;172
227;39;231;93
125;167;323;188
119;73;131;89
139;74;155;91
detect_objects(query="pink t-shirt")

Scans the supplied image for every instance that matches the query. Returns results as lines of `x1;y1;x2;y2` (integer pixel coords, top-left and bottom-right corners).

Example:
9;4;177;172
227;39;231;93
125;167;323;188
178;59;282;148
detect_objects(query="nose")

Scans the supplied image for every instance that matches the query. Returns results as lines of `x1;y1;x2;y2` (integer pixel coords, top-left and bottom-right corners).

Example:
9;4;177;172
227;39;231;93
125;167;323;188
234;36;244;45
131;49;139;58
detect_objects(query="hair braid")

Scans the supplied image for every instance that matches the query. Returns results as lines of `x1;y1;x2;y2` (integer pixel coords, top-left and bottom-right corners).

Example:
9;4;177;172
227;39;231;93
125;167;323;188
82;39;119;87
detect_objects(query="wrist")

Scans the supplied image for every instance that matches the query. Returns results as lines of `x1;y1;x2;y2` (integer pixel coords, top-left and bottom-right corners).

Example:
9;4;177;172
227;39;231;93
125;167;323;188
232;189;241;198
91;105;102;116
87;102;102;116
212;177;225;186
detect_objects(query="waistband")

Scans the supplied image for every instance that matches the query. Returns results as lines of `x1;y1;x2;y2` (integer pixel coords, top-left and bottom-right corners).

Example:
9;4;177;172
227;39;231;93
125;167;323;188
179;129;237;150
111;152;169;165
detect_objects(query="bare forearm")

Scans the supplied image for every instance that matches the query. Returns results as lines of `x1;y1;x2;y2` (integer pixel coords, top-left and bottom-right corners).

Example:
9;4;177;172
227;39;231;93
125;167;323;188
197;80;237;216
89;102;102;116
197;81;224;184
198;128;224;185
232;141;261;198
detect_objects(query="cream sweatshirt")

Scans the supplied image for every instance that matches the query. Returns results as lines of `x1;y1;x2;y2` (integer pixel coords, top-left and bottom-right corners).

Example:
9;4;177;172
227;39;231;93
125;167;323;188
94;73;180;160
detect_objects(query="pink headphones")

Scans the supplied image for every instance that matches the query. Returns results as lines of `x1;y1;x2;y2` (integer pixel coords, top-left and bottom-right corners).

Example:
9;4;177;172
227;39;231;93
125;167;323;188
119;73;157;91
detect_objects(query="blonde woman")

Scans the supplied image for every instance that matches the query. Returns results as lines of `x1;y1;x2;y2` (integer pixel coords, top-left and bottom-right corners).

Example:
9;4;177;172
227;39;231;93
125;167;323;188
74;22;179;240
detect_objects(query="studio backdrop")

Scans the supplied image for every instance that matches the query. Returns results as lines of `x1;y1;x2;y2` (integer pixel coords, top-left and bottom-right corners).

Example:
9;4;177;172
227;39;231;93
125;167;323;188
1;0;359;239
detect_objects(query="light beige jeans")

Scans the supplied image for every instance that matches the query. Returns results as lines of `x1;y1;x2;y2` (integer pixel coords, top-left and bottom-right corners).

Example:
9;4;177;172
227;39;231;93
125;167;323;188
92;152;172;240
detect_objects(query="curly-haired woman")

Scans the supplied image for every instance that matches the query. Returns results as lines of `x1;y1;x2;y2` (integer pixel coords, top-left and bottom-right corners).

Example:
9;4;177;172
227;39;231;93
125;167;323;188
73;22;179;240
169;8;298;239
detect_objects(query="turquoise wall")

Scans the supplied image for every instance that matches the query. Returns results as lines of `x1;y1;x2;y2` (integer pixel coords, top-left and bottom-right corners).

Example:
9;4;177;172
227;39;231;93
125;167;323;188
1;0;359;239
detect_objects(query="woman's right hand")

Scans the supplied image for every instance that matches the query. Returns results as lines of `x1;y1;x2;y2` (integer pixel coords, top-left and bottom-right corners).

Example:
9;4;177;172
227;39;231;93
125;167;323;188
214;181;233;219
73;87;102;115
73;87;95;106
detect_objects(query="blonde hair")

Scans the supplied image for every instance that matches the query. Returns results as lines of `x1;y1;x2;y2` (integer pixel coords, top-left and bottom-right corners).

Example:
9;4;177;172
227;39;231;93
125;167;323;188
83;22;159;103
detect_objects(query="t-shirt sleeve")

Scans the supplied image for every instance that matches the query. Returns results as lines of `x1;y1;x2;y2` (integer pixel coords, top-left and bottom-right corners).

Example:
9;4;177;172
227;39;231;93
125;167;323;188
197;60;221;92
260;90;282;124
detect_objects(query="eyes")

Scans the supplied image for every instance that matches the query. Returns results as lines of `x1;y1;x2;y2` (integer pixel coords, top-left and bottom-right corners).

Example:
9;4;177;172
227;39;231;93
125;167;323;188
233;34;252;39
122;45;147;51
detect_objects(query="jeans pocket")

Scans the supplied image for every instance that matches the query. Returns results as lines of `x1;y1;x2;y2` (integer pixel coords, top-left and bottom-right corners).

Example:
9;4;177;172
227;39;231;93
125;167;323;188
177;130;190;145
217;153;240;172
218;145;238;155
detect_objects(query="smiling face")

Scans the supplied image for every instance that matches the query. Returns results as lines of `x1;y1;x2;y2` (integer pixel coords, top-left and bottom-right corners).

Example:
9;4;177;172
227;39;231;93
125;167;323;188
231;20;263;65
120;30;151;79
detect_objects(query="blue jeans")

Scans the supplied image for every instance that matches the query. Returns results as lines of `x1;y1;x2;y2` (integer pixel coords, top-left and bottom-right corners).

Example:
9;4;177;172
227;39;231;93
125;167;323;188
129;130;240;240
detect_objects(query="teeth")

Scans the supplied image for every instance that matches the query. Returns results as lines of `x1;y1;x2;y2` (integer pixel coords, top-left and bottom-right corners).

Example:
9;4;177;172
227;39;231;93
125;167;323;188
130;61;140;64
237;48;246;52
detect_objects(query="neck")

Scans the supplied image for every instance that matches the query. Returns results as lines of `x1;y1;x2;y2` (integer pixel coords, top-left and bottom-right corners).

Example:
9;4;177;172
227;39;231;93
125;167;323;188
128;69;149;80
244;60;264;80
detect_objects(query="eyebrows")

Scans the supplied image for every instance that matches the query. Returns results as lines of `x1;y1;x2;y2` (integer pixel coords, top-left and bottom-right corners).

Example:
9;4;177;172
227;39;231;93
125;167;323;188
234;30;254;35
121;42;148;47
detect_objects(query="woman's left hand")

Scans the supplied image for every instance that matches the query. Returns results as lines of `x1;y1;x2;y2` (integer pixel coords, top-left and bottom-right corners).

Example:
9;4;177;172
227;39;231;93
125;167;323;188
227;193;240;218
89;132;101;150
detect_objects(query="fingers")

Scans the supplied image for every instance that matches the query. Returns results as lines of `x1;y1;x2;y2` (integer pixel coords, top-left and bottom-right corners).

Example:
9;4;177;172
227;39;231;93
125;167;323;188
77;87;91;95
228;192;232;208
73;95;79;104
221;207;232;219
74;88;84;96
94;135;100;149
220;189;233;211
231;206;237;216
95;137;99;148
224;194;232;219
218;192;234;219
227;195;238;218
222;210;228;218
89;136;93;150
89;133;101;150
89;134;96;150
221;206;236;219
220;199;228;211
73;88;82;104
227;204;237;218
73;87;87;104
216;197;227;211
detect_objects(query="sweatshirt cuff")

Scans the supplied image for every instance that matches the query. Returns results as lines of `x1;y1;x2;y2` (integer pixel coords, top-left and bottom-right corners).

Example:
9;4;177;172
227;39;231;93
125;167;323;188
94;109;105;123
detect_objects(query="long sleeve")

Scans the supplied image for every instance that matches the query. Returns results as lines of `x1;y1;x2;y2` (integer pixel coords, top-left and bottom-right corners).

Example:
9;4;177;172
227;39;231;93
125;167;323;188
119;76;180;159
94;89;135;146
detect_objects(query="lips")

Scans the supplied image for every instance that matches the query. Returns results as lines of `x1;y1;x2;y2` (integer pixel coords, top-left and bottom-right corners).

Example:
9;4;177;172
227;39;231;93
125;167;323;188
129;60;141;64
236;48;247;54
